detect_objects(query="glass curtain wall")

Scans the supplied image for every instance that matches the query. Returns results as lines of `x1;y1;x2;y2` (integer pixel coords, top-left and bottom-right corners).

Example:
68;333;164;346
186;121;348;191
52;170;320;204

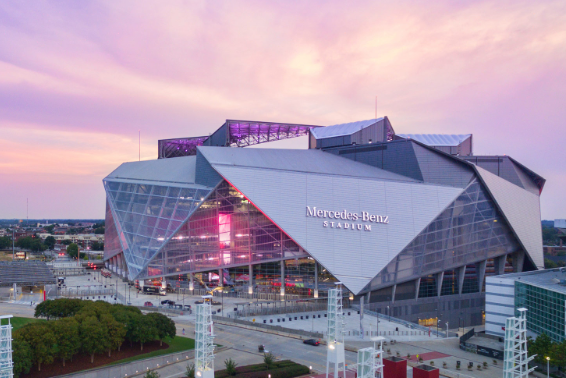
367;178;520;292
104;179;210;278
143;181;307;278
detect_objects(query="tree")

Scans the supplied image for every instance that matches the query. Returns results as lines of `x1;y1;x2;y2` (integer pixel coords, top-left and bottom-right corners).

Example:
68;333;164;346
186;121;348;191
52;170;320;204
67;243;79;259
94;226;105;234
545;259;558;269
52;318;81;366
91;241;104;251
61;239;72;245
147;312;176;346
131;314;156;351
44;236;56;250
14;323;57;371
45;225;55;234
35;298;85;319
0;236;12;249
529;333;553;364
550;339;566;369
12;339;33;378
264;352;275;369
100;314;126;357
80;316;109;363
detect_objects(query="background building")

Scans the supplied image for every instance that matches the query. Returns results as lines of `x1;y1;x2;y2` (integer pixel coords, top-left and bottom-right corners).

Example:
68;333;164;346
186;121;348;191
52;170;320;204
486;269;566;342
104;117;544;326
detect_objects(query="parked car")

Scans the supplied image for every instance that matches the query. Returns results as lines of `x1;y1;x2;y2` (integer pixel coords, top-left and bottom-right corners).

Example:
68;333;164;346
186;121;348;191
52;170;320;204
184;305;192;310
161;299;174;305
303;339;320;346
144;301;154;307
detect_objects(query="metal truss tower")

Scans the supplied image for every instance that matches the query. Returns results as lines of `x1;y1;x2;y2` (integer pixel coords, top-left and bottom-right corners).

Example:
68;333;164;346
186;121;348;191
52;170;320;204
357;337;385;378
0;315;13;378
195;297;215;378
326;283;345;378
503;308;535;378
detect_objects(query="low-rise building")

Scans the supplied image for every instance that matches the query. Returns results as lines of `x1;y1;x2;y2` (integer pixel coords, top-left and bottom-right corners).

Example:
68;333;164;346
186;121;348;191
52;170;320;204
486;269;566;342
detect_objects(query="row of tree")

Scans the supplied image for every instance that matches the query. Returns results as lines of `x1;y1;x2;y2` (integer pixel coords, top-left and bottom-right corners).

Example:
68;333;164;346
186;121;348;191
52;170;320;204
528;333;566;369
14;299;176;377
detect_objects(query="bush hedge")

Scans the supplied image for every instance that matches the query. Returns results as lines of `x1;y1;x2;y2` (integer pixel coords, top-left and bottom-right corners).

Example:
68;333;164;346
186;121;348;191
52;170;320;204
215;360;309;378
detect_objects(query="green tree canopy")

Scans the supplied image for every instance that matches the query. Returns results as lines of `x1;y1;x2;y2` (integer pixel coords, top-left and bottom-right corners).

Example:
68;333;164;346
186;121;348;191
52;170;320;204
550;339;566;369
52;318;81;366
67;243;79;259
0;236;12;249
12;339;33;378
147;312;176;346
35;298;86;320
14;323;57;371
529;333;553;364
80;316;109;363
44;236;56;250
100;313;126;356
130;314;157;351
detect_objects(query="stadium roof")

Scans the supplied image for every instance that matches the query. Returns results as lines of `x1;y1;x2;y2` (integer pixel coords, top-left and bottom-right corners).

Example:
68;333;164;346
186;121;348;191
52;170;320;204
198;146;419;183
310;118;385;139
106;156;200;186
397;134;471;146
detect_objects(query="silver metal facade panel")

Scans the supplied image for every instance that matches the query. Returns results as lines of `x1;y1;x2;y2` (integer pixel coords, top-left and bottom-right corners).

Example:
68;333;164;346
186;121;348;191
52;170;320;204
397;134;472;147
351;119;386;144
412;143;474;188
310;118;384;139
210;163;462;294
476;166;544;269
198;146;417;183
106;156;197;184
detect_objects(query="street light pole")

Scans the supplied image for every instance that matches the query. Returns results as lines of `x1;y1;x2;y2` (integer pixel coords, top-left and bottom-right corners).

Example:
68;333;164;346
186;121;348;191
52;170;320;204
445;322;449;338
547;356;550;378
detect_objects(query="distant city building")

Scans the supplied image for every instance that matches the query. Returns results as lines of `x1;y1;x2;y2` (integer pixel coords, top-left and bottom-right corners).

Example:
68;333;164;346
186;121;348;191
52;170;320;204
104;117;544;326
486;269;566;342
37;233;104;244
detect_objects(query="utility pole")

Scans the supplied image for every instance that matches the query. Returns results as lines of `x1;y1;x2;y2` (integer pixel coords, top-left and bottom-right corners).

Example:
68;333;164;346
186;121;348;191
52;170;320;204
12;228;15;261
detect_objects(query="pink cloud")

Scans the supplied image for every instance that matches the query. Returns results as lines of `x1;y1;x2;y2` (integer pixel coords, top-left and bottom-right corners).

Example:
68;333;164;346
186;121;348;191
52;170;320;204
0;0;565;218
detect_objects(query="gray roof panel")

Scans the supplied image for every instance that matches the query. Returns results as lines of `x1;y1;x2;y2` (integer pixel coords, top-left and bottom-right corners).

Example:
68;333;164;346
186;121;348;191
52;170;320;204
398;134;471;146
197;146;419;183
105;156;197;185
310;118;384;139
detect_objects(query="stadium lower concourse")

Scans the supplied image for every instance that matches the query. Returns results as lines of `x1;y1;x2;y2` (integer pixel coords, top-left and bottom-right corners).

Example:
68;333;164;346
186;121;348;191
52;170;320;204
104;117;545;326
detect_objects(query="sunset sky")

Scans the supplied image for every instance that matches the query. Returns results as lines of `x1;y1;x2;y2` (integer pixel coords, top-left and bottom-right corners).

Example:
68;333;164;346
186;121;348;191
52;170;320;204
1;0;565;220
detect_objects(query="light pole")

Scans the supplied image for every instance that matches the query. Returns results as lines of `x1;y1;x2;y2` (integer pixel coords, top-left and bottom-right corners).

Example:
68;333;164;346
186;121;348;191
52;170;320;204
387;305;390;322
547;356;550;378
445;322;449;338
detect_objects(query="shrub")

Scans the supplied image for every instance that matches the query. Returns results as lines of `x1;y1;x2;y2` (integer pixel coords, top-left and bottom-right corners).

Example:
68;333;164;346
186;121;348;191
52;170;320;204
186;362;195;378
264;352;275;369
225;358;238;376
144;371;160;378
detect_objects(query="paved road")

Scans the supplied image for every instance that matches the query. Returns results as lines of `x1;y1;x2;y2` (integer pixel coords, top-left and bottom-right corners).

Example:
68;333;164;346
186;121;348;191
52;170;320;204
1;302;500;378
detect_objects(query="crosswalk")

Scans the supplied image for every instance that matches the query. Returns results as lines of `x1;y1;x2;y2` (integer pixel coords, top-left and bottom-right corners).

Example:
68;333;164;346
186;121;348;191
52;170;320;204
9;300;36;306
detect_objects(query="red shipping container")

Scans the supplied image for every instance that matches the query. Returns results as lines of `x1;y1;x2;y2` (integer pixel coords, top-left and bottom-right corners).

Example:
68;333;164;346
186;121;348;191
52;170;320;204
383;357;407;378
413;364;439;378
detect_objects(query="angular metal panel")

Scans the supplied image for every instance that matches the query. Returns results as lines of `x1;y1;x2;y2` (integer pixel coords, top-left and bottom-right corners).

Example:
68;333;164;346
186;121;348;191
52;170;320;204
476;166;544;269
210;163;462;294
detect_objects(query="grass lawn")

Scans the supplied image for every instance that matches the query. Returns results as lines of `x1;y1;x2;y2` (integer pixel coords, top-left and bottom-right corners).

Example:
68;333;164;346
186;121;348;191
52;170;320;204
0;316;45;330
106;336;195;366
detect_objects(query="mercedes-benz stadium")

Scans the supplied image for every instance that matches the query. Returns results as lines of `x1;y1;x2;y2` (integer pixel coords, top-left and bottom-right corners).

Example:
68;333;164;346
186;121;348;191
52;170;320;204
103;117;545;326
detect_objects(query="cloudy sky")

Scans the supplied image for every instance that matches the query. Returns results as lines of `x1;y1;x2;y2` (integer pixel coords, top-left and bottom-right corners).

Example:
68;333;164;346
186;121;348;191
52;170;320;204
1;0;565;220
